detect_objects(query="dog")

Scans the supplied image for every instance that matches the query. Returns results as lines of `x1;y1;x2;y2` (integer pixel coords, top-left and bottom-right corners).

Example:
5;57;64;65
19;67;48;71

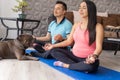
0;34;38;61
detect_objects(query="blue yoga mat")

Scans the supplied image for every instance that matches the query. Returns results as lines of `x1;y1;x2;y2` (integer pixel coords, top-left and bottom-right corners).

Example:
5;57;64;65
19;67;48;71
26;49;120;80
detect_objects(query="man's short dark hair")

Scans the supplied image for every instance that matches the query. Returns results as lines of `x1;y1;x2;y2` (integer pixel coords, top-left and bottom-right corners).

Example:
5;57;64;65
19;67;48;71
56;1;67;10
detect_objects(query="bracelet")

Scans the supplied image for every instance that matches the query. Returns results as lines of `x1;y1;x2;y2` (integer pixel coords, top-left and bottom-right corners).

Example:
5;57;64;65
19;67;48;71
93;54;99;59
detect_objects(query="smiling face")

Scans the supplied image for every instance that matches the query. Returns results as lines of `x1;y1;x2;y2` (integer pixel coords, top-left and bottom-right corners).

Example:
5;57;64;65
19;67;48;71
53;4;66;17
79;2;88;18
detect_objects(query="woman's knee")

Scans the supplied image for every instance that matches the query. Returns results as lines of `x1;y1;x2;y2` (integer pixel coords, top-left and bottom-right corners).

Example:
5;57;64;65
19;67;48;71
86;60;100;73
69;61;99;73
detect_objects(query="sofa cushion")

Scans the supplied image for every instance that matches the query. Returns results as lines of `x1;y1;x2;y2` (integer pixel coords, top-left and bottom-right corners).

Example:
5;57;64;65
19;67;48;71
104;31;117;38
97;16;102;24
72;11;81;23
65;12;74;24
97;12;108;17
47;12;73;25
117;15;120;25
102;14;118;28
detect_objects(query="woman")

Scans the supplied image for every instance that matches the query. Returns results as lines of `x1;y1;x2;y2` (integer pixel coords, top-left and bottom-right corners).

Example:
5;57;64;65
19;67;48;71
45;0;104;73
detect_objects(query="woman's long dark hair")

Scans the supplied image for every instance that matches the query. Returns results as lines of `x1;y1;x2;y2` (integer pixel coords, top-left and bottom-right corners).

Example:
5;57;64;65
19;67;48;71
83;0;97;45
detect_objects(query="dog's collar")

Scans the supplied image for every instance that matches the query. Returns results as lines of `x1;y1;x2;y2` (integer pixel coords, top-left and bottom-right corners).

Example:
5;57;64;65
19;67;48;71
14;39;25;49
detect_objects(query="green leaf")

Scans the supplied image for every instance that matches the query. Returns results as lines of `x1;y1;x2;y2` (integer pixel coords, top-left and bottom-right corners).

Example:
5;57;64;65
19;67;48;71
12;0;30;12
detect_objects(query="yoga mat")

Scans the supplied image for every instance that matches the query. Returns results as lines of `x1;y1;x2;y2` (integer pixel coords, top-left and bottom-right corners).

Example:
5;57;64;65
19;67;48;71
39;58;120;80
26;49;120;80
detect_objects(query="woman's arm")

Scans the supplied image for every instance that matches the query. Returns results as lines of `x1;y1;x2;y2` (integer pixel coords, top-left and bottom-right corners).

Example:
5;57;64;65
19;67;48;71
93;23;104;57
48;23;79;49
85;23;104;64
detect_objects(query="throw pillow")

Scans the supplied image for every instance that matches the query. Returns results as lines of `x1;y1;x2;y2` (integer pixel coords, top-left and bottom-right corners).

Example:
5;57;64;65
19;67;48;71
65;12;74;24
103;15;118;27
97;12;108;17
73;11;108;23
72;10;81;23
97;16;102;23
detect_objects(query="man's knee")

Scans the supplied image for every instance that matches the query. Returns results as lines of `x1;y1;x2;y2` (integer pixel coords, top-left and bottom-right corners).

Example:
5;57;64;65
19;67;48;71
50;48;60;57
50;49;56;57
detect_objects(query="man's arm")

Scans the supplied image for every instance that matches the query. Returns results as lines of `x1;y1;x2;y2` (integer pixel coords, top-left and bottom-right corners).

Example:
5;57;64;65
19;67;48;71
35;32;51;42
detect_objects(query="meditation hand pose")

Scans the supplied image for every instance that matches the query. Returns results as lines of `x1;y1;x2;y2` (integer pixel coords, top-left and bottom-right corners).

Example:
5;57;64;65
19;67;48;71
46;0;104;73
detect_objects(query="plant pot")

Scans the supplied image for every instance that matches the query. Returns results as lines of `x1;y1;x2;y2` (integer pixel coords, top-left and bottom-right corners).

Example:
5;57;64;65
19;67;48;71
18;14;27;19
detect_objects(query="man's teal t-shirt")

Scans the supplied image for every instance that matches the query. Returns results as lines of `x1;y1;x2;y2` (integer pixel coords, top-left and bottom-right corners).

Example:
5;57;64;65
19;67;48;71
48;18;72;44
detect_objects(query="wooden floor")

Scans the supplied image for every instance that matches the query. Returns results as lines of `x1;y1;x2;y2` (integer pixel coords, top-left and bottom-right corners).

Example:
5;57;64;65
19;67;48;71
100;50;120;72
0;50;120;80
0;60;73;80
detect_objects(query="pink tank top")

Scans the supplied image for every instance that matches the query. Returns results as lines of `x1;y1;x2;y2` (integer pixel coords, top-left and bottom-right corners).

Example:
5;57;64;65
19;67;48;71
72;24;96;58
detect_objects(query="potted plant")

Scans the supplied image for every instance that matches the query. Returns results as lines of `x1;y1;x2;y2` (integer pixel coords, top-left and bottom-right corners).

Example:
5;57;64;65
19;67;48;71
12;0;30;19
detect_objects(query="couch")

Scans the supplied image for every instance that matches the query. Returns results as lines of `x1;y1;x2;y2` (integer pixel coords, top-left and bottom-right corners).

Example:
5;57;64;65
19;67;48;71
64;12;120;53
48;11;120;38
98;14;120;38
64;11;120;38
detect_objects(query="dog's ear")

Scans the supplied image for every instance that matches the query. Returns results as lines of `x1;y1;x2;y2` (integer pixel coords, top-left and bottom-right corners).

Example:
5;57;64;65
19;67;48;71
17;35;24;41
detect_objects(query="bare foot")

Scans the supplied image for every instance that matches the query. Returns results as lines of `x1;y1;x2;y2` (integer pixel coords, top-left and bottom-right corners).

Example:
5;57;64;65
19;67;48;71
53;61;69;68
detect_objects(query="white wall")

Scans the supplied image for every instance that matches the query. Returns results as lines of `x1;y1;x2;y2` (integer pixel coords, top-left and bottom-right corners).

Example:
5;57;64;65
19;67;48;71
0;0;21;39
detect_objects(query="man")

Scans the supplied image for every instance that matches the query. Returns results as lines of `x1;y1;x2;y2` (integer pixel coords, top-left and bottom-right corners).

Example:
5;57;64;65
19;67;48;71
31;1;72;58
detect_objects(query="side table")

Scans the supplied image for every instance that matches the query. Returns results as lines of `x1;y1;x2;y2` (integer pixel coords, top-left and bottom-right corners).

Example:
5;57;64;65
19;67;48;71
0;17;40;41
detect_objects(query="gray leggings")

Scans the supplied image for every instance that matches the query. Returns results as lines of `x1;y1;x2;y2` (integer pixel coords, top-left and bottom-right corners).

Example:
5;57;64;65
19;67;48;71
51;48;99;73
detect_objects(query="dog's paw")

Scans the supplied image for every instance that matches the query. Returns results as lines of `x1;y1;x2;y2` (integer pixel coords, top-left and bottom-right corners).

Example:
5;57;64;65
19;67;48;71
33;57;39;61
36;58;40;61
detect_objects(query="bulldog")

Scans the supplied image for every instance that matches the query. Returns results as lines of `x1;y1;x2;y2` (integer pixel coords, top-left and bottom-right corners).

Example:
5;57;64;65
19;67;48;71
0;34;38;61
